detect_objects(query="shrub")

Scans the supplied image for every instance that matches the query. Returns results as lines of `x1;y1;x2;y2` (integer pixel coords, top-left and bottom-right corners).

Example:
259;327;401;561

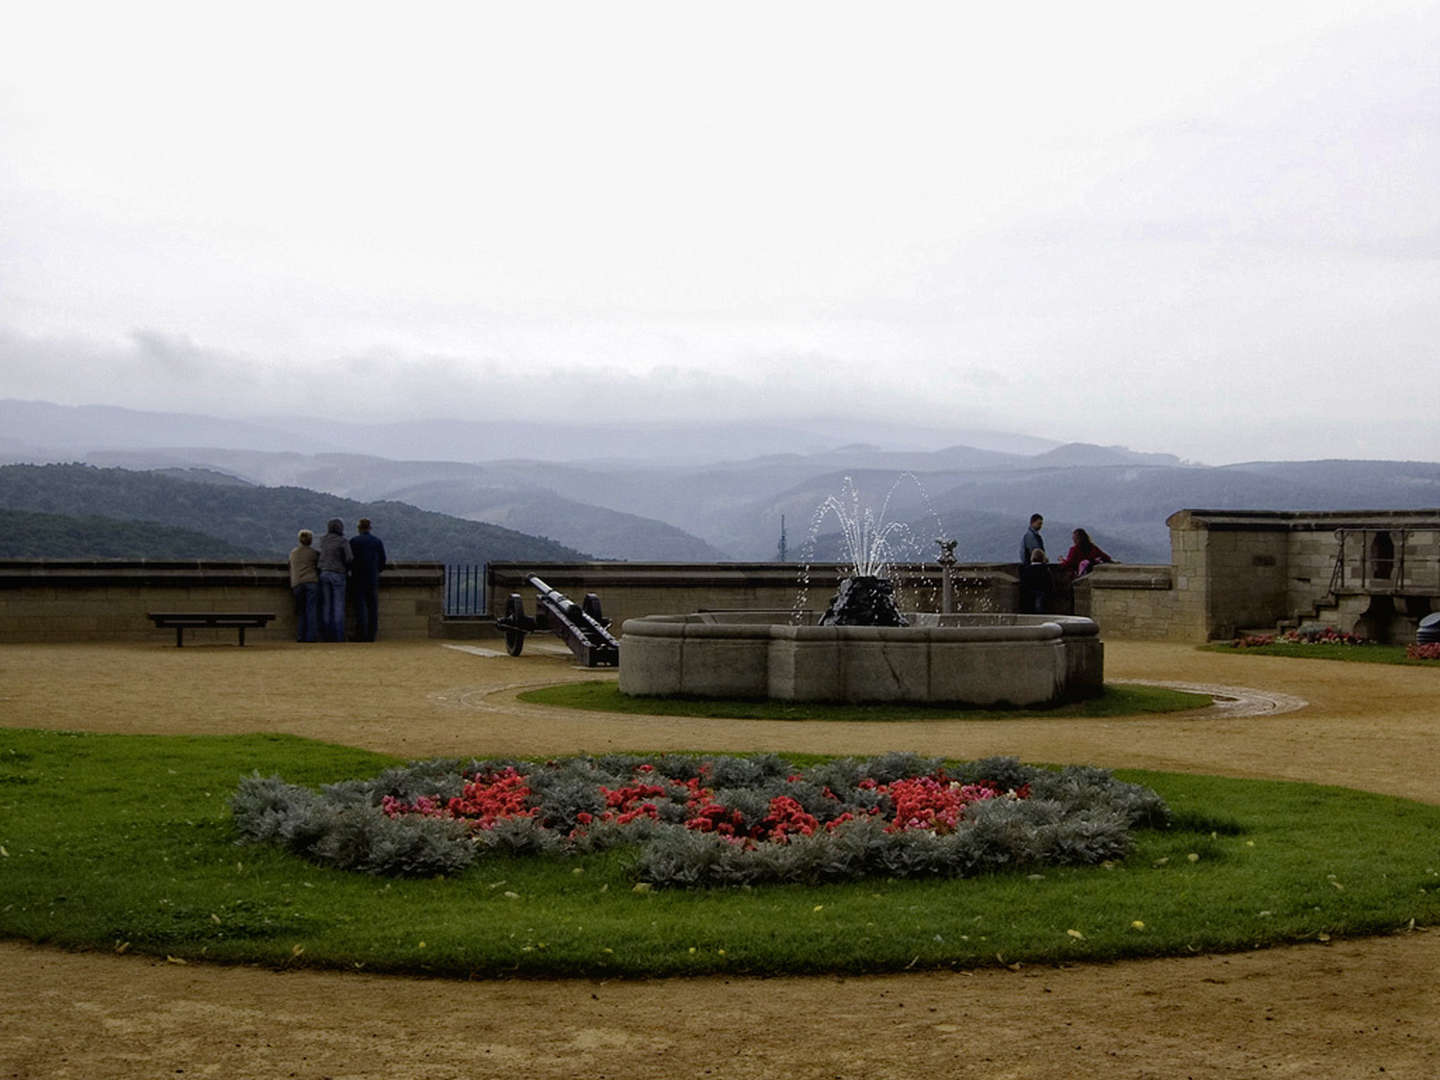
231;754;1168;886
231;773;475;876
1284;624;1367;645
1232;633;1275;648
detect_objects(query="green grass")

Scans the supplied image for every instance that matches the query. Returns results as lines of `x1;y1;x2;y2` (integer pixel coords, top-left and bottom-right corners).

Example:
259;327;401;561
1202;642;1436;665
517;681;1212;721
4;728;1437;978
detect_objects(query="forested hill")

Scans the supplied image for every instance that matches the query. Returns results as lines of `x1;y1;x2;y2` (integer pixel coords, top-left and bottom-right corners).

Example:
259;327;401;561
0;508;265;559
0;464;589;564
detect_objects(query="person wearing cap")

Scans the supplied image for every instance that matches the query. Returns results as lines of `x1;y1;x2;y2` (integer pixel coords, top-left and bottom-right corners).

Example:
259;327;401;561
349;517;388;642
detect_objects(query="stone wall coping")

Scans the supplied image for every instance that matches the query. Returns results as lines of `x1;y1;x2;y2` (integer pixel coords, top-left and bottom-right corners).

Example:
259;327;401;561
1074;565;1174;590
487;561;1017;589
0;559;445;589
621;612;1095;643
1168;508;1440;531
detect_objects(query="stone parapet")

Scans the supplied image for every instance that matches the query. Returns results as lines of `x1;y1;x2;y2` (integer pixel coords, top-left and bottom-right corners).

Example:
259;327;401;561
0;560;445;643
487;562;1019;629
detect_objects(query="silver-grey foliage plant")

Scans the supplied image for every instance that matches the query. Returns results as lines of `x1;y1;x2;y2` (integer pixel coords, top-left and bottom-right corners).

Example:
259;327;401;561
230;754;1169;887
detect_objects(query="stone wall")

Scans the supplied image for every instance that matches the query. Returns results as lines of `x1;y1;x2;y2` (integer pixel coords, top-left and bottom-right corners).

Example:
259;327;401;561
1164;510;1440;640
6;510;1436;646
0;561;446;644
1071;564;1179;639
486;562;1023;629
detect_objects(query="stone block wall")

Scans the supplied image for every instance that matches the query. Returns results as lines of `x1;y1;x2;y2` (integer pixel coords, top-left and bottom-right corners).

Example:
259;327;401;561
7;511;1435;647
486;562;1021;629
0;561;445;643
1071;565;1179;639
1165;510;1440;640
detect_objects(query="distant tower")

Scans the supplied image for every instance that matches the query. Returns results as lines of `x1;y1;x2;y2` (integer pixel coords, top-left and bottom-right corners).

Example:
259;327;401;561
777;515;788;562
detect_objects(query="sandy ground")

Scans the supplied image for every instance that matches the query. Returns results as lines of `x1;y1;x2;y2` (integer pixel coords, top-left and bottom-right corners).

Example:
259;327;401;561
2;638;1438;1079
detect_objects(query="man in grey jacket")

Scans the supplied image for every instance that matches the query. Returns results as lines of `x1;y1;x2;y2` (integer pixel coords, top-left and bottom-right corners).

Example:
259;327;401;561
317;518;353;642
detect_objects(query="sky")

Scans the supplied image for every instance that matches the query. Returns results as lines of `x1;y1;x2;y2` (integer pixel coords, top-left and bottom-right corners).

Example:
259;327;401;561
2;1;1438;465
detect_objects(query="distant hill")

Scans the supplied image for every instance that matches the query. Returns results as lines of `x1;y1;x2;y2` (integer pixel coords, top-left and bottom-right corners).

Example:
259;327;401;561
0;508;263;559
77;449;1440;566
382;481;733;561
0;399;1062;464
0;464;589;565
83;448;732;561
720;457;1440;563
7;401;1440;569
1029;443;1184;468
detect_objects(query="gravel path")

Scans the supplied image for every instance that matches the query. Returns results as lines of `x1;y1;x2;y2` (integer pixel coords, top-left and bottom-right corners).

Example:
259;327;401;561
2;638;1438;1079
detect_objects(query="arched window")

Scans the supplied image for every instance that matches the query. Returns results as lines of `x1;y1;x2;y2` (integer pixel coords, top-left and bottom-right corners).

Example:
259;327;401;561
1369;531;1395;581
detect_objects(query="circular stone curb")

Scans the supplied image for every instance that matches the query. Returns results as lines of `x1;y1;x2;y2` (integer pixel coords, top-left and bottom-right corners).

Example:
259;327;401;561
1124;680;1308;718
435;679;1308;721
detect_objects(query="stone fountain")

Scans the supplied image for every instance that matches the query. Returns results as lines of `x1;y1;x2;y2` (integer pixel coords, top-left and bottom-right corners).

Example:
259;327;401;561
618;478;1103;707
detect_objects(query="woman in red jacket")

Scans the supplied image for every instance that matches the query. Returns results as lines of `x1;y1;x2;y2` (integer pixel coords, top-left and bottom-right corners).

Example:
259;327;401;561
1059;528;1113;577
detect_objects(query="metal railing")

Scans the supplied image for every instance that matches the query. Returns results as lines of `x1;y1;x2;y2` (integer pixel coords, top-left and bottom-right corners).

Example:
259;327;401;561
444;564;487;616
1328;529;1440;595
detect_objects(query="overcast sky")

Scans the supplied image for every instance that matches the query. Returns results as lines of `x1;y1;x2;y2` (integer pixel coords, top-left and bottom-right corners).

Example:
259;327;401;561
2;1;1437;465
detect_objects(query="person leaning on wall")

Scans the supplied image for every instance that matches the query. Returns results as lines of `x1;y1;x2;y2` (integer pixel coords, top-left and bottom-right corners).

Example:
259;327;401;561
288;529;320;643
1018;513;1047;612
1058;527;1115;578
1020;545;1052;613
316;518;353;642
348;517;388;642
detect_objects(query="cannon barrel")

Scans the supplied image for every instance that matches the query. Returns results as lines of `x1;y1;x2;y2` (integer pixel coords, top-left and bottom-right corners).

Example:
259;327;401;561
522;574;620;667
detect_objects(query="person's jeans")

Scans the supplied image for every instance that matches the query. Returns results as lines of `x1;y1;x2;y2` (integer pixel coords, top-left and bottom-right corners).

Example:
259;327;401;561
319;571;348;642
352;579;380;642
292;582;319;642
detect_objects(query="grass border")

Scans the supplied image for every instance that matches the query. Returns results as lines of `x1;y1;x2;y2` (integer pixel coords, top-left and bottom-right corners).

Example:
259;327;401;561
1201;642;1438;666
516;681;1212;721
4;727;1438;979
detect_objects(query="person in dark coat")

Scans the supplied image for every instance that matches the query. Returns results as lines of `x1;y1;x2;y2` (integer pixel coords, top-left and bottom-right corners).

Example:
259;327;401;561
1019;546;1051;613
348;517;388;642
1018;513;1048;612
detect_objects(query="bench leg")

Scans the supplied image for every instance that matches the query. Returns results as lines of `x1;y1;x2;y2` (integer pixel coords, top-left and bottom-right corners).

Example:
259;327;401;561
175;627;184;648
238;627;246;647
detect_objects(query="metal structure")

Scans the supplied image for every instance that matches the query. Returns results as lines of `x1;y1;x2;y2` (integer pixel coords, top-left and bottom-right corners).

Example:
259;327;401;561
444;563;487;616
1327;528;1440;596
494;574;620;667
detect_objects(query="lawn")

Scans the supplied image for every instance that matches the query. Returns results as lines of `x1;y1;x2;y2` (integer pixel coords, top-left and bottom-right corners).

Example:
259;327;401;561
1202;642;1438;665
517;681;1211;721
3;728;1436;978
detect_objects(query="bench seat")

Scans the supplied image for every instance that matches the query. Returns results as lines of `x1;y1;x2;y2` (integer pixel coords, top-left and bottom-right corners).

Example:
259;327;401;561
146;612;276;647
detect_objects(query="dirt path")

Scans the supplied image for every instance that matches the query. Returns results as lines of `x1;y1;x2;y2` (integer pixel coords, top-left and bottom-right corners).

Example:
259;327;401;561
2;639;1438;1079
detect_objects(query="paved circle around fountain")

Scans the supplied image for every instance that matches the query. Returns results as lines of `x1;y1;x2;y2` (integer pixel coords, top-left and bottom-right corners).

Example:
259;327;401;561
1123;680;1308;718
437;677;1306;720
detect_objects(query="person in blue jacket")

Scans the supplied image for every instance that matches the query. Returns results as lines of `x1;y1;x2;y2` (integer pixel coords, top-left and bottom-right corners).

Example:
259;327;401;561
349;517;388;642
1018;513;1048;613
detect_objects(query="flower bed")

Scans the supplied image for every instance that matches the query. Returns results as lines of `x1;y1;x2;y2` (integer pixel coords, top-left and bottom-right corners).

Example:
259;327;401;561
232;753;1169;887
1233;625;1369;648
1406;642;1440;661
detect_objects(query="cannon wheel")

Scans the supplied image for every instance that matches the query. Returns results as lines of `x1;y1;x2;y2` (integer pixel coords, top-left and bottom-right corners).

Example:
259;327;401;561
505;629;525;656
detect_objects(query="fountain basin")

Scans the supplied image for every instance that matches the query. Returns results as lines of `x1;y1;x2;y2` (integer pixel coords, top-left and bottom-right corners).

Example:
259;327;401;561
618;611;1103;707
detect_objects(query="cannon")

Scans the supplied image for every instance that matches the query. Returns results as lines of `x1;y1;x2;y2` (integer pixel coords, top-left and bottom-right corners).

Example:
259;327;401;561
494;574;620;667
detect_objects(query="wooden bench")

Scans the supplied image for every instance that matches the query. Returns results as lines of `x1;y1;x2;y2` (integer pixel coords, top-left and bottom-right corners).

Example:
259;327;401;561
147;612;276;647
